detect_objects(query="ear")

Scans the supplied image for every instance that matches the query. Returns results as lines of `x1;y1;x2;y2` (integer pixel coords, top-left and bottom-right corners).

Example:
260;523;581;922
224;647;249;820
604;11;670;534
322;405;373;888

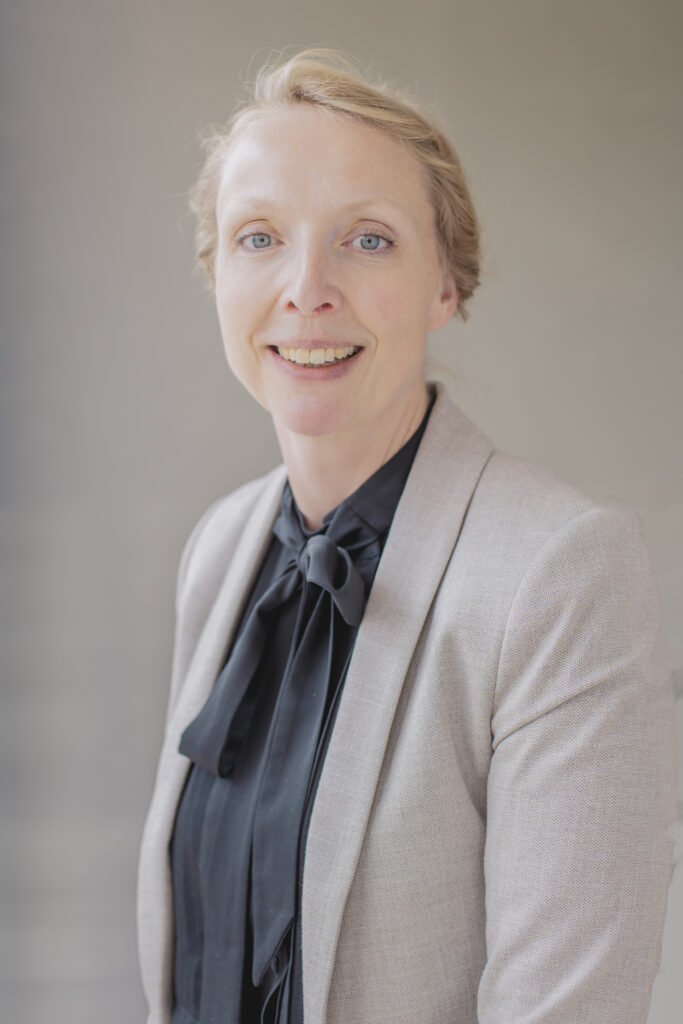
428;268;459;330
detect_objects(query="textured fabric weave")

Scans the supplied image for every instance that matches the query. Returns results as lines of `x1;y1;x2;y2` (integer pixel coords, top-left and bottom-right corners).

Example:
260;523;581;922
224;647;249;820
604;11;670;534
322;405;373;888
138;384;677;1024
172;401;432;1024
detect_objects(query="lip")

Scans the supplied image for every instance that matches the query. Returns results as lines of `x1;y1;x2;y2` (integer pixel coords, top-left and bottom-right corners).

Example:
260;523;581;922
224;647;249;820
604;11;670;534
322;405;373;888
268;340;362;350
267;344;363;379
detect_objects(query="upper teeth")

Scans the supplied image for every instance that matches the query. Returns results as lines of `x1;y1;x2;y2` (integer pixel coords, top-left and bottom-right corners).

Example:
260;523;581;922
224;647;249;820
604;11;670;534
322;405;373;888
277;345;359;365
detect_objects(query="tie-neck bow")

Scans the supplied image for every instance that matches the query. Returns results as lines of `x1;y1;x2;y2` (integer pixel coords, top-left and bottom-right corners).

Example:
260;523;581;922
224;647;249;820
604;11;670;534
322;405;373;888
178;482;383;779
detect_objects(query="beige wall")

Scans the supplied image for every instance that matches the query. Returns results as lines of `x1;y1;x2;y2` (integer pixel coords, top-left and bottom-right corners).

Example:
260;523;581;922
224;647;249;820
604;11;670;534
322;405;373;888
2;1;681;1020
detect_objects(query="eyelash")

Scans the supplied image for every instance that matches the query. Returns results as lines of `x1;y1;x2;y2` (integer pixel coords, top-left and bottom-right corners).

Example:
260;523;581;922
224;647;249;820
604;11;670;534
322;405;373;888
234;231;394;253
349;232;393;254
235;232;275;250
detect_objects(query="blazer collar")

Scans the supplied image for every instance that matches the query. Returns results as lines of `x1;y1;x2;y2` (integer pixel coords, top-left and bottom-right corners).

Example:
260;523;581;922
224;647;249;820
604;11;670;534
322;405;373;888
144;463;287;1017
300;382;494;1024
142;383;493;1021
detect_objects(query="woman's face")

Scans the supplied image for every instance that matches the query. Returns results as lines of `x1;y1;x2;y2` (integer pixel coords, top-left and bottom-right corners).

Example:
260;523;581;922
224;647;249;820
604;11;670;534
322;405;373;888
213;104;457;444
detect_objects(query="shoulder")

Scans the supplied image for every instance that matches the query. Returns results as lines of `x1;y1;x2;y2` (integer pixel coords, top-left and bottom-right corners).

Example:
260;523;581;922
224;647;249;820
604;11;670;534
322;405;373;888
174;463;287;614
475;451;669;729
476;445;642;552
427;403;672;772
465;445;651;626
424;392;660;683
428;384;644;575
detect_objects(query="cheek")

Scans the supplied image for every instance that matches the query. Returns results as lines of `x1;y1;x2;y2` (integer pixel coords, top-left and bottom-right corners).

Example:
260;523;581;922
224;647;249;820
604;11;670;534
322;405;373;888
215;261;276;360
371;293;402;324
356;279;413;326
215;295;253;382
368;296;431;353
355;265;437;331
215;273;256;344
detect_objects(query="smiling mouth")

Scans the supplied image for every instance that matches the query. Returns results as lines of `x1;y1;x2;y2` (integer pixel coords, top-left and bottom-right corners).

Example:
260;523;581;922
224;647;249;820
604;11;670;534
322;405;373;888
274;345;360;366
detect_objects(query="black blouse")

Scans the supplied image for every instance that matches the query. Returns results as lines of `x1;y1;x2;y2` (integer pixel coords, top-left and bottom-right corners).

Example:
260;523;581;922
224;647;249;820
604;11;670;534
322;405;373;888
171;397;433;1024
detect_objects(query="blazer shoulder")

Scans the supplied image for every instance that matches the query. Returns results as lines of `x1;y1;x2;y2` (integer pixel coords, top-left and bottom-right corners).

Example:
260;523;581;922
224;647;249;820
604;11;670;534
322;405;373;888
442;440;652;642
472;444;643;554
428;387;635;548
175;463;287;614
481;446;602;520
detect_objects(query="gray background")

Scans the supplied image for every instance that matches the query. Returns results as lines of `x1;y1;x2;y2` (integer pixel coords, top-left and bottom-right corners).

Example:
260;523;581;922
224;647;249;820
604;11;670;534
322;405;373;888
2;1;681;1021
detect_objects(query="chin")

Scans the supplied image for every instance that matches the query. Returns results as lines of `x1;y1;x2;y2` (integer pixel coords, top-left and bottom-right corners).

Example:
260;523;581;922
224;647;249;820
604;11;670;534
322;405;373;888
271;393;358;440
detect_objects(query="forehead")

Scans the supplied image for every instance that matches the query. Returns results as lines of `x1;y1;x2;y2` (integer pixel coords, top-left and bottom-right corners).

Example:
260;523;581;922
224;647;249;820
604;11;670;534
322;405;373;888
216;104;434;223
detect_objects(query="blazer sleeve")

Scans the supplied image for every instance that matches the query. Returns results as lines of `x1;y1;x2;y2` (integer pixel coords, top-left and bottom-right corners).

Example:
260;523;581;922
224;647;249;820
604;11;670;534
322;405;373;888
477;504;678;1023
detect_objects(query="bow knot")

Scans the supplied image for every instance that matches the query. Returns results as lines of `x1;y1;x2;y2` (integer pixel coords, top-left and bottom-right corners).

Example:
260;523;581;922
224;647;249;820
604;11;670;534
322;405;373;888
179;494;371;781
298;534;364;626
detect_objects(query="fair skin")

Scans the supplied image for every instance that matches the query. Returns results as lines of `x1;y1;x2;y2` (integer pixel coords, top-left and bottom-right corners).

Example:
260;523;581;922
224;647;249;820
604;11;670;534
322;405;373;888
213;103;459;527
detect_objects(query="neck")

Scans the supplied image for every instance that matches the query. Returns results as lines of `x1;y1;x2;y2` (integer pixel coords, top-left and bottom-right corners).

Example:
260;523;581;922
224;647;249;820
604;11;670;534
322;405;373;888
275;381;430;529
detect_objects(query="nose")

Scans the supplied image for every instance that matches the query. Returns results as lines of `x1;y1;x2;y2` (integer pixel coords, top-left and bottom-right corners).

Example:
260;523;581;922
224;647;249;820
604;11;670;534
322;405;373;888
282;241;340;316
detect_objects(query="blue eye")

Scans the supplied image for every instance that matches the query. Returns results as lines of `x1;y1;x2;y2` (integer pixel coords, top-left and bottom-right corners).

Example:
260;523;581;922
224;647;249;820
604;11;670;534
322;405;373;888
353;233;392;252
246;233;272;249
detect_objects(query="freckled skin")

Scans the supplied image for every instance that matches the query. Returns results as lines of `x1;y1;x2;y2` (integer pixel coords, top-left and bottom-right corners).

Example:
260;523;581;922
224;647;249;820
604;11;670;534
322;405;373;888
213;104;458;520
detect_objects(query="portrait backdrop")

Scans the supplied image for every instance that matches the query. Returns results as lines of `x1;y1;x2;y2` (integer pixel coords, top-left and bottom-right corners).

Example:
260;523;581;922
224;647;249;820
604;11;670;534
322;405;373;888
1;1;681;1021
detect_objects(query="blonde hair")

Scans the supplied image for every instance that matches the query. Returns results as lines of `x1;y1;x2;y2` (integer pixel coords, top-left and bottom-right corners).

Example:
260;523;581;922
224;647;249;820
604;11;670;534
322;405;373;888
190;48;480;319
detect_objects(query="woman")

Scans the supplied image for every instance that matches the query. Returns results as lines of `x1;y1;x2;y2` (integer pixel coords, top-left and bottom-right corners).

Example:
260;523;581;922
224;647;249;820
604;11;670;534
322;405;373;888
138;49;677;1024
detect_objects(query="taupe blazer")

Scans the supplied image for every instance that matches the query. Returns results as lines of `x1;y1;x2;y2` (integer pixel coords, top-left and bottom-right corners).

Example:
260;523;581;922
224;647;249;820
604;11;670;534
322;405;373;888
138;384;677;1023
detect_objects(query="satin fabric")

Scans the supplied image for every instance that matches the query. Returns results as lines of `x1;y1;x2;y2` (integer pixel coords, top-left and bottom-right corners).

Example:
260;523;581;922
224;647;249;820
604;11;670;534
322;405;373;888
171;400;433;1024
139;384;676;1024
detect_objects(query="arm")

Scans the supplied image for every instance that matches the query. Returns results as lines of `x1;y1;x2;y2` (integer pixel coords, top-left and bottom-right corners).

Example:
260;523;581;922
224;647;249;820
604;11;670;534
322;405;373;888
478;505;678;1023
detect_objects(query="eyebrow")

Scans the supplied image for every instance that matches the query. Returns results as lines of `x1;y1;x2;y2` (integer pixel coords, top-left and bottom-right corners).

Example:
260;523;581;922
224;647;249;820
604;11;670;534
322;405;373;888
219;196;419;226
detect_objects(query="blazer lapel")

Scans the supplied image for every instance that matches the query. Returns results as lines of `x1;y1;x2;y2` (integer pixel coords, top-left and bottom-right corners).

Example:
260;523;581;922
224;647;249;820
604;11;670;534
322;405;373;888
138;465;287;1018
300;386;494;1024
165;467;288;744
